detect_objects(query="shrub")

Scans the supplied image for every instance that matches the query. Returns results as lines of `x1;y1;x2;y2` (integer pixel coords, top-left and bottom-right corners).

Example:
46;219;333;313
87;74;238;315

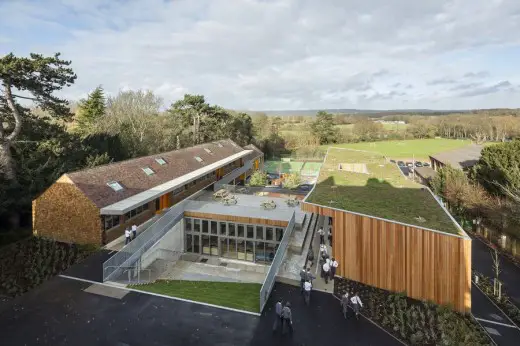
249;170;267;187
335;278;490;346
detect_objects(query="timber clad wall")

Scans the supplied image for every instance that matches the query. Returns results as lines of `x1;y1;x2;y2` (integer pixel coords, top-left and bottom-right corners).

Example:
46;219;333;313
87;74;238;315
33;175;101;245
301;202;471;313
184;211;289;227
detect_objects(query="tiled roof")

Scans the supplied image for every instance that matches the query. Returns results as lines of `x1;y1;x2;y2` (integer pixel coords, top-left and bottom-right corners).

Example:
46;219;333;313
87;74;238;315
429;145;483;170
66;139;245;209
244;143;263;162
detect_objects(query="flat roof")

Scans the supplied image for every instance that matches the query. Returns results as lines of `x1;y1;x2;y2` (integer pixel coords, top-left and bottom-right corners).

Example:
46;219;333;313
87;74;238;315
100;150;253;215
305;148;460;235
186;192;301;222
429;144;483;169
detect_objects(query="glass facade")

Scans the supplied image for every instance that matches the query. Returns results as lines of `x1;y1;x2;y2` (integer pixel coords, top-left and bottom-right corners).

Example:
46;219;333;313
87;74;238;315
184;217;284;264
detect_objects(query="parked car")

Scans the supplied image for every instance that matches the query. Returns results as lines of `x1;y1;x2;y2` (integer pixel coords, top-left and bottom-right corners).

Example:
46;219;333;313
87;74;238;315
406;162;414;168
423;162;431;167
298;184;313;191
390;159;396;164
397;161;405;167
415;162;423;167
267;173;279;180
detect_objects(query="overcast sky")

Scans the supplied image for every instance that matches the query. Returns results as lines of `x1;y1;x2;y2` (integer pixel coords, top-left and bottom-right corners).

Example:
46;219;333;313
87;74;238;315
2;0;520;110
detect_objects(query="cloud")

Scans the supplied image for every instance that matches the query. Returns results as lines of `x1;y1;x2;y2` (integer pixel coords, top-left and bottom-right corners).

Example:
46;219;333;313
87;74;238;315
450;83;483;91
1;0;520;110
458;81;513;97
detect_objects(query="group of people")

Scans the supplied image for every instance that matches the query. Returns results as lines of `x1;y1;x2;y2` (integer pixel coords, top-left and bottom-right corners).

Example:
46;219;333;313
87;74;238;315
299;267;316;306
340;291;363;319
273;300;293;335
124;224;138;244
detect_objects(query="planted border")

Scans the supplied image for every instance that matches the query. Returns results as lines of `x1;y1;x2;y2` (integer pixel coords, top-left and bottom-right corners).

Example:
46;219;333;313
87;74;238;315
334;277;490;345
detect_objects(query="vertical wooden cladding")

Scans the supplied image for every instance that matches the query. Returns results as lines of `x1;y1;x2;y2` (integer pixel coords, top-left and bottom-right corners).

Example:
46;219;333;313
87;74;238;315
301;202;471;313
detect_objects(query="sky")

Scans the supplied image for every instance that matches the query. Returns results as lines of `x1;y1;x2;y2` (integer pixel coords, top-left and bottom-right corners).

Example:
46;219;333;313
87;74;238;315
1;0;520;111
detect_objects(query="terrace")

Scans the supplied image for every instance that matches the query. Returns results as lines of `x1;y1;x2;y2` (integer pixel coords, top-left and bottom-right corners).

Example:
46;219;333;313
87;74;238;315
306;148;460;234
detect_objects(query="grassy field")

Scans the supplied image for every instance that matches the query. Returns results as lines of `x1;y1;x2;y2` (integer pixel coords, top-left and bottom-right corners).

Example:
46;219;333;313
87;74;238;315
130;280;261;312
306;148;459;234
322;139;473;161
280;122;408;137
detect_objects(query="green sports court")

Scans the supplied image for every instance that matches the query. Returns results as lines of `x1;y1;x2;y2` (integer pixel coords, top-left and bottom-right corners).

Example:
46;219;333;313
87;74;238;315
265;160;323;177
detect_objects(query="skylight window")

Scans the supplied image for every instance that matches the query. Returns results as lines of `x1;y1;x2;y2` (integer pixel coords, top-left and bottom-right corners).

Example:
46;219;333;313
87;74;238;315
155;157;167;165
107;181;124;192
204;148;212;154
142;167;155;175
217;143;223;148
194;156;204;163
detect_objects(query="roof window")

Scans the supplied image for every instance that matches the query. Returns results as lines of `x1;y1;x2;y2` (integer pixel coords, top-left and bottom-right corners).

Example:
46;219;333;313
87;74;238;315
204;148;212;154
142;167;155;175
217;143;223;148
155;158;167;165
194;156;204;163
107;181;124;191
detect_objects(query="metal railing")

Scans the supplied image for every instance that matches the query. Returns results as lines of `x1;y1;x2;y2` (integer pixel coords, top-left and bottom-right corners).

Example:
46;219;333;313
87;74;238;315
214;161;253;191
259;211;296;311
102;202;185;282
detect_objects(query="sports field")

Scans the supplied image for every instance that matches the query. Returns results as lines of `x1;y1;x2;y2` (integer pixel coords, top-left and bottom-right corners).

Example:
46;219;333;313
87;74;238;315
265;160;322;176
322;139;473;160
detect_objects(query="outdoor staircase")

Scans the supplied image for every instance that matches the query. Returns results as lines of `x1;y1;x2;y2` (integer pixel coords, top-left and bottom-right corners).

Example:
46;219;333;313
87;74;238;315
277;213;323;286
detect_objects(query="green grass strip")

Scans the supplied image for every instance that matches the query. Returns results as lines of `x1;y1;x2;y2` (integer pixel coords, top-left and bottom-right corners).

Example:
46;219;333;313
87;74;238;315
130;280;261;312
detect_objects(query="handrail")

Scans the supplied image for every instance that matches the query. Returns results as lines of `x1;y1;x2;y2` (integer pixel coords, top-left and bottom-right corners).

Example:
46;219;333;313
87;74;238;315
259;211;296;311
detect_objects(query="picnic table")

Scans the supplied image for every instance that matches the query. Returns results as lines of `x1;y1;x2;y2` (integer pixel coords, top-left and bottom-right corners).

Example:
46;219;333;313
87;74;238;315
213;189;229;199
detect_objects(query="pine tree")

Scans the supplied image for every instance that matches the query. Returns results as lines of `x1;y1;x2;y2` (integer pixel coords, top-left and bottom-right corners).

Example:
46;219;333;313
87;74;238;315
75;86;105;134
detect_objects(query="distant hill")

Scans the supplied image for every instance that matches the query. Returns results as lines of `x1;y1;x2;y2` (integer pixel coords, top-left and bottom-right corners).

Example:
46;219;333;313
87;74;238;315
245;109;469;117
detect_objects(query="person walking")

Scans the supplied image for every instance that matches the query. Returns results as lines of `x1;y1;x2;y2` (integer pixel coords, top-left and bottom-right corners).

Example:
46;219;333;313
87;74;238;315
328;228;333;246
350;292;363;319
124;228;131;245
330;258;339;280
281;302;293;335
307;249;315;268
322;260;331;283
303;280;312;306
317;227;325;245
131;224;137;240
272;299;283;333
341;291;350;319
299;267;307;294
306;268;315;284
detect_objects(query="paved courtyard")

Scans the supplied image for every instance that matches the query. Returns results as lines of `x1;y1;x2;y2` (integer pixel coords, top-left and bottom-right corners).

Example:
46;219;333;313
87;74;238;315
0;275;400;346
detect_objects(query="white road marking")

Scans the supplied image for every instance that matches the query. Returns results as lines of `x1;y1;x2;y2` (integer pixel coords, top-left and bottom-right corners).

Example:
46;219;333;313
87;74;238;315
475;318;519;329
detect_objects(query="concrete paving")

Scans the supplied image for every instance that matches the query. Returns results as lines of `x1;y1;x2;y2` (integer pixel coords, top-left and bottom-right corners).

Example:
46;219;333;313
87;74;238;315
0;276;401;346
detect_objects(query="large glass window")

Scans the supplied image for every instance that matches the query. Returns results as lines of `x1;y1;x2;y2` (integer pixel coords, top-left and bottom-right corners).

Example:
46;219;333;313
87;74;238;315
193;219;201;233
246;241;254;262
265;243;276;263
103;215;120;231
256;226;264;240
202;220;209;233
237;240;246;260
255;241;266;263
210;236;219;256
186;234;193;252
246;225;254;239
265;227;274;241
125;203;148;220
219;222;227;236
276;228;284;241
193;235;200;253
228;223;236;237
228;239;237;259
185;218;192;232
202;235;210;255
219;237;228;257
237;224;245;238
211;221;218;235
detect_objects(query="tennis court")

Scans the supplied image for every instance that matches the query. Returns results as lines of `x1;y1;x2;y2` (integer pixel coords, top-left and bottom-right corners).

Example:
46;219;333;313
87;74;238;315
265;160;323;177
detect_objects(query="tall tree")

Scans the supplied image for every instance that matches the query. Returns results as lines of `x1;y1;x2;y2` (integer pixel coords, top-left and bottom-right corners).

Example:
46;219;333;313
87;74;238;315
0;53;76;183
75;85;105;134
474;140;520;195
310;111;339;144
169;94;212;145
229;112;254;146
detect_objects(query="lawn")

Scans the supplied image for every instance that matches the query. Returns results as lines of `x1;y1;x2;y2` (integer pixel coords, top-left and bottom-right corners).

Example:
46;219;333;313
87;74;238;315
322;139;473;161
264;160;305;174
306;148;459;234
130;280;261;312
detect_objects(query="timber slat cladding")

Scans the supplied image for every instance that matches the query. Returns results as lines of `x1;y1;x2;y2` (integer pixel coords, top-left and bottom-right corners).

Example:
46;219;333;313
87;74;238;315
184;211;289;227
301;202;471;313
